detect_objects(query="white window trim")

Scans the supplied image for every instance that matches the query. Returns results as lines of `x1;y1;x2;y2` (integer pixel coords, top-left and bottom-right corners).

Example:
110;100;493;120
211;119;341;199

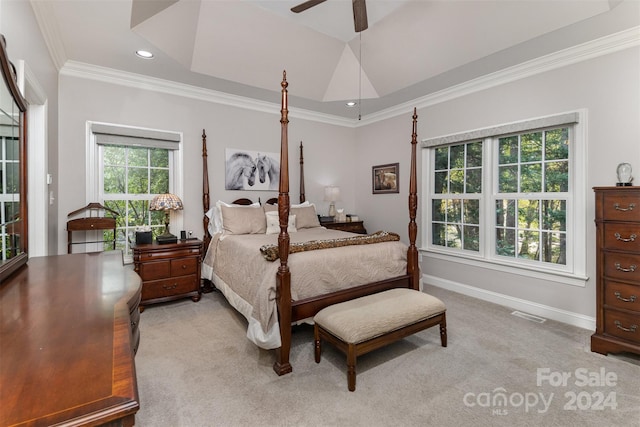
421;110;588;287
86;121;184;260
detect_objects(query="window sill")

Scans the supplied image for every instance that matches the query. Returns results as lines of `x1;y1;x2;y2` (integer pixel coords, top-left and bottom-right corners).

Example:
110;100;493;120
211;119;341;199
420;248;588;287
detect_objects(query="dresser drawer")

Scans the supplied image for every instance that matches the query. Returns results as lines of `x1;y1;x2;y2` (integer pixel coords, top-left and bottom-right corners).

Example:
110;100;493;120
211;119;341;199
604;310;640;342
171;257;198;276
601;192;640;222
138;260;170;281
602;223;640;251
603;252;640;282
604;280;640;312
141;275;199;301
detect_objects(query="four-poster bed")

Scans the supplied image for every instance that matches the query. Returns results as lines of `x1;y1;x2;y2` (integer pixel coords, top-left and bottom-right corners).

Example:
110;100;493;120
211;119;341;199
201;71;420;375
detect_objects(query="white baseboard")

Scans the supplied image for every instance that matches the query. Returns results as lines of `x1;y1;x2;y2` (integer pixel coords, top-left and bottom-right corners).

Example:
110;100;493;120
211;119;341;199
423;274;596;331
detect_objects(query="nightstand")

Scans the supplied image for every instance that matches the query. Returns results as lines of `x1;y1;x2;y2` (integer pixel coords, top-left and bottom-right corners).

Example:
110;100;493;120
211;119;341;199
132;239;203;311
322;220;367;234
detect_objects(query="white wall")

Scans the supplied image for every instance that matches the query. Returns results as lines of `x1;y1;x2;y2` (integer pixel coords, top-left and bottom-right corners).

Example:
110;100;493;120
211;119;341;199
356;46;640;327
57;75;356;254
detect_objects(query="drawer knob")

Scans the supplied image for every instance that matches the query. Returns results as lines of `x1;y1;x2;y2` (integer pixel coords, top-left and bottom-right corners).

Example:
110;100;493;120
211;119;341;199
614;262;637;273
614;232;637;243
163;283;178;290
182;264;187;269
613;202;636;212
614;320;638;333
614;291;637;303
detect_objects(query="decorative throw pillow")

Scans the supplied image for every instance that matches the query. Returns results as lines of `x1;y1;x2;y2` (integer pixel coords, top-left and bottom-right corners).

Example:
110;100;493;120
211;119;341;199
265;211;297;234
291;204;321;229
263;203;278;213
220;203;266;234
210;200;260;234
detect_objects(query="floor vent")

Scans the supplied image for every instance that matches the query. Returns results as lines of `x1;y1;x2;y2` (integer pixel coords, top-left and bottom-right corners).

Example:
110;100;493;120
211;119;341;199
511;310;546;323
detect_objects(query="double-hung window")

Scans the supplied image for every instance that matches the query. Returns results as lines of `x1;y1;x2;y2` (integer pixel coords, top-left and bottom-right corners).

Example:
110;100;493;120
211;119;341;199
88;123;182;259
423;112;586;283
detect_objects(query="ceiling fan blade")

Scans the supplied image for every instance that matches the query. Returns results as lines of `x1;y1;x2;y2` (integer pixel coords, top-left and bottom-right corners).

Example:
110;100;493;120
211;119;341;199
291;0;327;13
353;0;368;32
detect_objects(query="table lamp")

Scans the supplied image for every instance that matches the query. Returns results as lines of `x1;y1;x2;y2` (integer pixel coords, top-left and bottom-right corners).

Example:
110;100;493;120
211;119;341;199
324;186;341;218
149;193;183;244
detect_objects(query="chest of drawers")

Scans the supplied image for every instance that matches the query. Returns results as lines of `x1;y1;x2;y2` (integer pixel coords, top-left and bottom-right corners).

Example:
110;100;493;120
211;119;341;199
132;239;203;311
592;187;640;356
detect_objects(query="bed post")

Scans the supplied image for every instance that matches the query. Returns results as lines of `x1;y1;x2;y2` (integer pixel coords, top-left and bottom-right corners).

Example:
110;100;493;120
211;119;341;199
202;129;211;251
407;108;420;291
274;71;293;376
299;141;305;203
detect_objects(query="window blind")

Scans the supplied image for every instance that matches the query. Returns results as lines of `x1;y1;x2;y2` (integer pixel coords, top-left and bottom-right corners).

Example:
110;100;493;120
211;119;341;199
92;123;180;150
421;112;579;148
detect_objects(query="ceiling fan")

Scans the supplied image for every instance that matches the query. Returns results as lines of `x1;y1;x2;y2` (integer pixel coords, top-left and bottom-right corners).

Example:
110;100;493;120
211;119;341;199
291;0;368;33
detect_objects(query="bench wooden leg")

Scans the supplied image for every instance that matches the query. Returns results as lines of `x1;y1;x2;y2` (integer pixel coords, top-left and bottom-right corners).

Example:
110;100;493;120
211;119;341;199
347;344;357;392
314;325;321;363
440;313;448;347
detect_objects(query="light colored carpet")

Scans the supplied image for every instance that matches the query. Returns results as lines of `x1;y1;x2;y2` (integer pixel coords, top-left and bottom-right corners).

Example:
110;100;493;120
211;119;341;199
134;286;640;427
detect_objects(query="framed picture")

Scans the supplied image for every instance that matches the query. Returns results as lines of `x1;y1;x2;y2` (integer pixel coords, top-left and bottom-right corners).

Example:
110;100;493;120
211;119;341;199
372;163;399;194
225;148;279;191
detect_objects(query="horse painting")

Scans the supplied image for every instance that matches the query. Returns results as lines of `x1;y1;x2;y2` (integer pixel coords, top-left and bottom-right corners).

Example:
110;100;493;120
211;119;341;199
225;152;257;190
256;155;280;190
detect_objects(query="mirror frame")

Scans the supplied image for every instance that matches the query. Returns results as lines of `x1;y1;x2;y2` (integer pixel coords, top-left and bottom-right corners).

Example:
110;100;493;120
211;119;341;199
0;34;28;282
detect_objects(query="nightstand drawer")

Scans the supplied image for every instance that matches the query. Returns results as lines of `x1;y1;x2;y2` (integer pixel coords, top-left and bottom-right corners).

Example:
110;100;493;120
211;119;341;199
142;275;198;301
139;260;170;281
171;257;198;276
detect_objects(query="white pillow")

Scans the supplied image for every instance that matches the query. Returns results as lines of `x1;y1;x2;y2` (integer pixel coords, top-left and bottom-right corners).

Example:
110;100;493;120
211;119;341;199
209;200;260;235
291;201;310;208
265;211;297;235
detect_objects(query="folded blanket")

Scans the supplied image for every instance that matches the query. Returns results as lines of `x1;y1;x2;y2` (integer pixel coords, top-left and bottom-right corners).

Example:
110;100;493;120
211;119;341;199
260;230;400;261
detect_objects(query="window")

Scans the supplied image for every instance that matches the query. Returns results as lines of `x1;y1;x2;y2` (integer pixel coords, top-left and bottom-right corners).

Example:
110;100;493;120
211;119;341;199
0;136;19;261
88;123;182;258
423;112;586;282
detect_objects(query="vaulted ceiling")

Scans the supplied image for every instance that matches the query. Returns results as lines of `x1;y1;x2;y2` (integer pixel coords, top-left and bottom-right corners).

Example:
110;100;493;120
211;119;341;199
31;0;636;119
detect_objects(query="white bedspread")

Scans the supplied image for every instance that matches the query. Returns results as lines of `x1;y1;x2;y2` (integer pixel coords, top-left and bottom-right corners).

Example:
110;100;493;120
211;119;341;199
201;228;408;349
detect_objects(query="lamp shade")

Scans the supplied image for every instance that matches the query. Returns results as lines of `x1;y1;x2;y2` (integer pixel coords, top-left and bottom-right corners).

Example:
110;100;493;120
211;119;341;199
149;193;183;211
324;186;341;202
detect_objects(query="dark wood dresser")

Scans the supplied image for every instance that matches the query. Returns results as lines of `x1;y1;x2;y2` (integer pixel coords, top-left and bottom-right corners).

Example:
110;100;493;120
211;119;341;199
322;220;367;234
592;187;640;356
132;239;203;311
0;251;141;426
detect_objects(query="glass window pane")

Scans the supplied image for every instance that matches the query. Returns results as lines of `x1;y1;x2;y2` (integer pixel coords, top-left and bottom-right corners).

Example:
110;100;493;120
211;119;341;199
432;223;445;246
150;148;169;168
518;230;539;260
520;163;542;193
450;145;465;168
450;169;464;194
446;200;462;223
520;132;542;162
541;231;566;265
104;166;125;194
545;128;569;160
466;168;482;193
496;228;516;257
104;146;125;166
542;200;566;231
150;169;169;194
128;200;149;227
499;136;518;164
496;199;516;228
518;199;540;229
435;147;448;170
129;147;148;167
545;161;568;192
446;225;461;248
6;138;18;160
464;199;480;225
432;199;446;222
127;168;149;194
463;225;479;251
466;141;482;167
498;165;518;193
434;171;448;194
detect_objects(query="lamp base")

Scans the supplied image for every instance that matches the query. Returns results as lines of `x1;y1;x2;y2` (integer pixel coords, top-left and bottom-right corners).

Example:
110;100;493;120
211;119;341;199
156;233;178;244
616;182;633;187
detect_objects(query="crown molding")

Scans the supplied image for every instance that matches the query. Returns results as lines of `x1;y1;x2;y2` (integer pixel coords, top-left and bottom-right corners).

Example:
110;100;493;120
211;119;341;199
359;26;640;126
58;26;639;129
30;0;67;70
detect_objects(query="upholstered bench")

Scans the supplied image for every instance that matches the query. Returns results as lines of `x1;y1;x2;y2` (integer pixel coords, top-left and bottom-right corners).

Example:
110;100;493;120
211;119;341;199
314;288;447;391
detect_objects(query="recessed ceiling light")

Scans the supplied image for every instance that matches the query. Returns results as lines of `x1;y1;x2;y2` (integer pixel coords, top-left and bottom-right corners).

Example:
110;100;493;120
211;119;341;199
346;101;357;107
135;50;154;59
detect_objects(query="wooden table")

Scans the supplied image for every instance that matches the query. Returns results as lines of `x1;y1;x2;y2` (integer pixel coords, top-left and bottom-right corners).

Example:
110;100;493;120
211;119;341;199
0;252;141;426
321;220;367;234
